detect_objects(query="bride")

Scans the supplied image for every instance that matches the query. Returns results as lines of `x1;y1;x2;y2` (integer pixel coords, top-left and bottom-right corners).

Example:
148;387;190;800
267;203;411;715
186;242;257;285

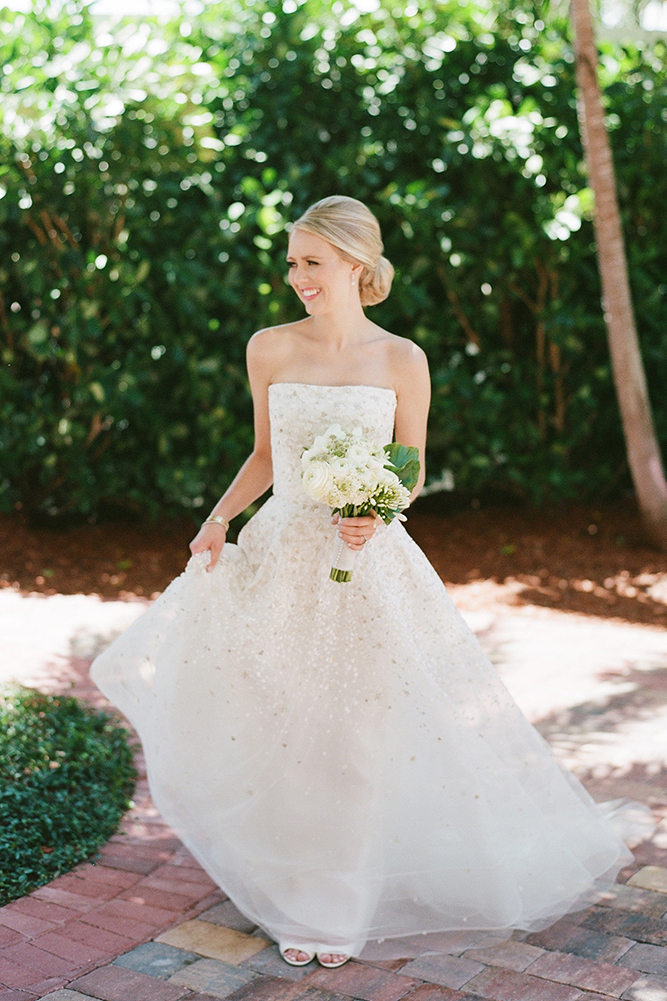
91;195;637;971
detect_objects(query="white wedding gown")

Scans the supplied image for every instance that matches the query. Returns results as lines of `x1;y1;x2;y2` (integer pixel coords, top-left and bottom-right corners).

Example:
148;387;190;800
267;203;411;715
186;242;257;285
91;383;637;958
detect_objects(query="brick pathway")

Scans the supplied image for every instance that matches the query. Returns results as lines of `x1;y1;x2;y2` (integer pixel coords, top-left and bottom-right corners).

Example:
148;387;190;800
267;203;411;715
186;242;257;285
5;854;667;1001
0;754;225;999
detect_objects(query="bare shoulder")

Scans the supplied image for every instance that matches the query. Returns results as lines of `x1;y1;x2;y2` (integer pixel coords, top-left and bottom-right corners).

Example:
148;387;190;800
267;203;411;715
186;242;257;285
378;330;430;386
385;332;428;366
247;320;306;372
247;320;300;356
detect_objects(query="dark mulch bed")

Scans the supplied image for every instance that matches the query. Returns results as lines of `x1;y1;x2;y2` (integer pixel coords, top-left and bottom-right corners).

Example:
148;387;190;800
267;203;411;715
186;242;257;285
1;512;196;600
408;495;667;625
2;496;667;626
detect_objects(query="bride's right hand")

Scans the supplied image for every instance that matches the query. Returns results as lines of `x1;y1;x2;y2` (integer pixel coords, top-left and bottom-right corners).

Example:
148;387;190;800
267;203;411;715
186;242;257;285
189;524;227;572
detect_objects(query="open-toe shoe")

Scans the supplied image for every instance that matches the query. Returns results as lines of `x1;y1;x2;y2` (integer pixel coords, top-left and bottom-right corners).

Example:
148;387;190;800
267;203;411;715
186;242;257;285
279;943;316;966
316;948;352;969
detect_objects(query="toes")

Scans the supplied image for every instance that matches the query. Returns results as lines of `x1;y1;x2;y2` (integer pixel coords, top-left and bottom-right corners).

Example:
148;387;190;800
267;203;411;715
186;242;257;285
284;949;309;962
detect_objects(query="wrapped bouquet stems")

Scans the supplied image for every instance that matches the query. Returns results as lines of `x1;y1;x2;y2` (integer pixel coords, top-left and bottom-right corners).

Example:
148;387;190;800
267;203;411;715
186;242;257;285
330;530;359;583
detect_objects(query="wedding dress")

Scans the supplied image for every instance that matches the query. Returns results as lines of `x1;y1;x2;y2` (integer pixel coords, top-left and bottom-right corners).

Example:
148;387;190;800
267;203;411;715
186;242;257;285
91;382;638;958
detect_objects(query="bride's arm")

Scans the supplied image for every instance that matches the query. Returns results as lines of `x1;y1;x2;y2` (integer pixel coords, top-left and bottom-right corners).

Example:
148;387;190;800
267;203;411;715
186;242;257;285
394;341;430;503
189;331;276;569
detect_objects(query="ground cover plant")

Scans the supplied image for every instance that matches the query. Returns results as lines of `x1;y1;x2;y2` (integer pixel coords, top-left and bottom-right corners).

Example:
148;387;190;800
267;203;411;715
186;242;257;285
0;685;136;905
0;0;666;519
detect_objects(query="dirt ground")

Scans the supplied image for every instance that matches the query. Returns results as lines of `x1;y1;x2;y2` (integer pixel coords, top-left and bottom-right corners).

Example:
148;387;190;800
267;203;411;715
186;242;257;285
3;496;667;627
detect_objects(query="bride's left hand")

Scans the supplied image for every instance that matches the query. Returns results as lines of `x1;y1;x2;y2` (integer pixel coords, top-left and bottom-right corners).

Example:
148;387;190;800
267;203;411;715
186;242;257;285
333;512;379;551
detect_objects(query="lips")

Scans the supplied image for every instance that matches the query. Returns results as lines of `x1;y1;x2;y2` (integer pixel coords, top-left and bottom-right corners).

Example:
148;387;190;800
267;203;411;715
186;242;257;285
299;288;320;301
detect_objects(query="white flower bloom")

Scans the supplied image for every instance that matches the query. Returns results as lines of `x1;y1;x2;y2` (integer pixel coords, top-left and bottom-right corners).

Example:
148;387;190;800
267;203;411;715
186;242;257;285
391;484;411;507
377;467;401;487
302;461;335;503
331;457;352;475
301;424;415;525
346;444;373;466
310;434;330;455
359;469;381;493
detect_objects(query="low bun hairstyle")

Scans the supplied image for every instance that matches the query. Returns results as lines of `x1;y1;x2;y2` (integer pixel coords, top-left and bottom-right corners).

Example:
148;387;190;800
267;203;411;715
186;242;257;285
292;195;394;306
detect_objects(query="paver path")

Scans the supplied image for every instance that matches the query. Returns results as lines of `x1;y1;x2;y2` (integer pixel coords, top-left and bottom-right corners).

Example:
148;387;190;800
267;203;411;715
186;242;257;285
7;862;667;1001
0;734;225;998
3;590;667;1000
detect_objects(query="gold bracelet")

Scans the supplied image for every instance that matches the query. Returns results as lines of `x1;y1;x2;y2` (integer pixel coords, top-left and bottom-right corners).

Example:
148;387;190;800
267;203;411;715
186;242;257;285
204;515;230;532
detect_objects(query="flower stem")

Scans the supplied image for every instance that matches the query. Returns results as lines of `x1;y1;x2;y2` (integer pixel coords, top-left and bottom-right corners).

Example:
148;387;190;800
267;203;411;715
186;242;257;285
330;567;353;583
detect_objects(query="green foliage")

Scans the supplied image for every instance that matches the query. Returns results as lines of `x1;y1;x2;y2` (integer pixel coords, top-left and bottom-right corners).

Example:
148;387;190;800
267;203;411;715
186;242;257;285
0;0;666;517
0;686;136;904
385;442;421;494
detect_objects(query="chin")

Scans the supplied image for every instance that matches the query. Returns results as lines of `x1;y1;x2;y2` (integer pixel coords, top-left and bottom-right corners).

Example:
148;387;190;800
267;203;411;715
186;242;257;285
302;298;324;314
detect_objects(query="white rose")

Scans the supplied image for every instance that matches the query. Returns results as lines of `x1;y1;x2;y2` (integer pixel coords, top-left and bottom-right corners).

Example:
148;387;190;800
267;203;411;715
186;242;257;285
346;443;372;466
302;461;335;503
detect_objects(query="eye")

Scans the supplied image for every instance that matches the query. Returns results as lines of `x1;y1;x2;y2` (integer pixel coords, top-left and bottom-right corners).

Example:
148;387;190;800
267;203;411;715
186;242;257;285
307;260;319;266
286;261;296;268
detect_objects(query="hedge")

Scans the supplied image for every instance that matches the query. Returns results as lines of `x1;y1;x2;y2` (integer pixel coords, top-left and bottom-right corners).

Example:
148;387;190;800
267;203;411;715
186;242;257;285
1;0;666;519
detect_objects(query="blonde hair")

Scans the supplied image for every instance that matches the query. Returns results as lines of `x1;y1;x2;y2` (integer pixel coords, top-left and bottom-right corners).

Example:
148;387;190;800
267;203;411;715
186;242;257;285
292;195;394;307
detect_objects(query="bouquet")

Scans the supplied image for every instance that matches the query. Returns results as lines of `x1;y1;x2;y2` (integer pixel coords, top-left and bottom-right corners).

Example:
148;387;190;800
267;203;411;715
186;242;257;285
301;424;420;582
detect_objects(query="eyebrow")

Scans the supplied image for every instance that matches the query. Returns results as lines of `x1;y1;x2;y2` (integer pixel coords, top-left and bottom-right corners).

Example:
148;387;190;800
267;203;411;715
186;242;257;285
285;254;323;261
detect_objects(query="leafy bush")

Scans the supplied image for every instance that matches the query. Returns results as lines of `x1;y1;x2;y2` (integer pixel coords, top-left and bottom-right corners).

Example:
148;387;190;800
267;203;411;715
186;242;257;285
0;686;136;905
0;0;666;519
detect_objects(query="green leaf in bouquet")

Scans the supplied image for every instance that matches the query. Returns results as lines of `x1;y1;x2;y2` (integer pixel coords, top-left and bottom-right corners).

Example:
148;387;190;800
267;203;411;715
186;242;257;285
384;442;421;493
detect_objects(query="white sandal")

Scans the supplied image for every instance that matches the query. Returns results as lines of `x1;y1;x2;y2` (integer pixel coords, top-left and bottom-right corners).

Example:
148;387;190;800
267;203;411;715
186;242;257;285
279;942;316;966
316;947;352;969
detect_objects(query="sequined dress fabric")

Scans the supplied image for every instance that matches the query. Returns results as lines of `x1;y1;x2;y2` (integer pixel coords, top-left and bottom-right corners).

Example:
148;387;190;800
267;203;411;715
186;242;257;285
91;383;632;956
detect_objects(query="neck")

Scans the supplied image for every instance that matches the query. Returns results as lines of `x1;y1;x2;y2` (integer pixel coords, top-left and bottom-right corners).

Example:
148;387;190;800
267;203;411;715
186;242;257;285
309;300;370;350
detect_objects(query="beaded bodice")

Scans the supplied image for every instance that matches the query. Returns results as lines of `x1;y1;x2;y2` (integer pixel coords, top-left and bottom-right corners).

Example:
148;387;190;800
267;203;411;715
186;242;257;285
268;383;397;500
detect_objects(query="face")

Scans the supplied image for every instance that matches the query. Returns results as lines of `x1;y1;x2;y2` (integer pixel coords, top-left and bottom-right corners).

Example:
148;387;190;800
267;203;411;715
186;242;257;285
286;228;360;314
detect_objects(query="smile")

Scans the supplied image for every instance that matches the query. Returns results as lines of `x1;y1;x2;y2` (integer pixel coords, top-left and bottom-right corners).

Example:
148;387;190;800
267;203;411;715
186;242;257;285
300;288;320;300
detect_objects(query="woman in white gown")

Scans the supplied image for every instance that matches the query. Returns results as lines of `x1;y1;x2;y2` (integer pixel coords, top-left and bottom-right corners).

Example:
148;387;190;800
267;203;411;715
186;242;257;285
91;195;638;970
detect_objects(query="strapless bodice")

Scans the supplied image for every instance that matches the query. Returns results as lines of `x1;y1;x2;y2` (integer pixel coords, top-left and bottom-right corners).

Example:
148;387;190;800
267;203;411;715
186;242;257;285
268;383;397;500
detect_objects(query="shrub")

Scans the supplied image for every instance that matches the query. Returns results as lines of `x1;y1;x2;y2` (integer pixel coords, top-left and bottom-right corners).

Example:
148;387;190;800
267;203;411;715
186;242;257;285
0;686;136;905
1;0;666;518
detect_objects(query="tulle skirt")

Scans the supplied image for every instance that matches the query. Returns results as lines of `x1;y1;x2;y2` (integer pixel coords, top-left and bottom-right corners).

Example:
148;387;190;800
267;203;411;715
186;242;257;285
91;496;640;956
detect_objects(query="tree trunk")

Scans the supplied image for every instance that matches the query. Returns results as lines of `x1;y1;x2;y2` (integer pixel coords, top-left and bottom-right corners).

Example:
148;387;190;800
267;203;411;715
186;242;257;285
570;0;667;548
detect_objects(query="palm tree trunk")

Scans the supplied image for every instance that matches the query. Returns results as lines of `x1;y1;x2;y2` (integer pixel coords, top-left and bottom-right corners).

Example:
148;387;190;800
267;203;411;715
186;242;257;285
570;0;667;547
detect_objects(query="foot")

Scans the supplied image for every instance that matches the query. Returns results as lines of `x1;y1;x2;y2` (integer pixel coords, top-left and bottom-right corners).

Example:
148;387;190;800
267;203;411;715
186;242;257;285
283;948;312;964
317;950;351;968
279;943;315;966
